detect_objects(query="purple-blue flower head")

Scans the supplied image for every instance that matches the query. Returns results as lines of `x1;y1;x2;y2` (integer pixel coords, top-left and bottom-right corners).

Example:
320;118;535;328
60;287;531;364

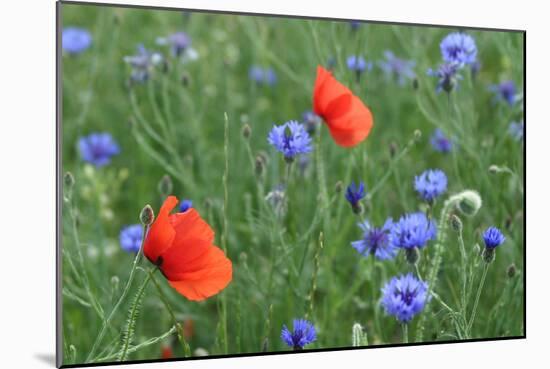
179;199;193;212
508;120;524;141
119;224;143;253
427;62;462;93
346;55;372;74
302;110;322;135
345;181;366;209
378;51;416;85
391;212;437;249
167;32;191;56
483;227;505;249
490;80;517;106
281;319;316;350
352;218;398;260
381;273;430;323
349;20;362;31
249;66;277;86
440;32;477;66
268;121;312;160
78;132;120;167
430;128;454;153
62;27;92;54
414;169;448;202
123;44;164;83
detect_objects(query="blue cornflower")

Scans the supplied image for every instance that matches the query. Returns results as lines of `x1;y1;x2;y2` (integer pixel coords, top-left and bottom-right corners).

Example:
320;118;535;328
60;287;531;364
179;199;193;212
381;273;430;323
249;66;277;86
119;224;143;253
427;62;462;93
350;20;362;31
414;169;448;202
378;51;416;86
440;32;477;66
489;80;517;106
302;111;322;135
391;212;437;250
483;227;506;249
508;120;524;141
345;181;366;213
346;55;372;74
430;128;454;153
78;132;120;167
352;218;398;260
268;121;312;160
281;319;316;350
123;44;164;83
62;27;92;54
156;32;199;63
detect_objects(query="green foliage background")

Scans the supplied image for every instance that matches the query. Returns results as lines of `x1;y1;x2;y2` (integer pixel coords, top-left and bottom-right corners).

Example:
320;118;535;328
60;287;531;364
61;3;524;365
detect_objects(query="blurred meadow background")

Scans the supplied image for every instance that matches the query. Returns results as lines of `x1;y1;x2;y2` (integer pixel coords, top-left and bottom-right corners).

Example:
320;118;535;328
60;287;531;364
60;2;524;366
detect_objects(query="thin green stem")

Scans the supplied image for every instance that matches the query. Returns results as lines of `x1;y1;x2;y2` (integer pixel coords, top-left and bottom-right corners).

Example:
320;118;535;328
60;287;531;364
467;263;490;335
86;225;148;362
402;324;408;344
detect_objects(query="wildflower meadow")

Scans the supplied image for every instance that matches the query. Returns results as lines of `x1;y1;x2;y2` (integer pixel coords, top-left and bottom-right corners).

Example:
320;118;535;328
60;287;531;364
60;3;524;365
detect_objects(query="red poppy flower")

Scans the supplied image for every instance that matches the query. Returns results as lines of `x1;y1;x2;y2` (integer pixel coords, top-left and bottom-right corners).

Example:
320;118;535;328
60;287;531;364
143;196;232;301
161;345;173;359
313;65;373;147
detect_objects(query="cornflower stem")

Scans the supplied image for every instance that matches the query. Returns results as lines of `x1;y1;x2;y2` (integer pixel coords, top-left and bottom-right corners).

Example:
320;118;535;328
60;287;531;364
86;225;148;362
467;262;490;335
368;131;418;199
148;268;191;357
219;112;230;354
402;324;409;344
457;227;468;321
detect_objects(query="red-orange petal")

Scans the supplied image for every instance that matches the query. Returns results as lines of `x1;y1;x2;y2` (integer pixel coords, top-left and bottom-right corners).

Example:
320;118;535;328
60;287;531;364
143;196;179;264
313;65;374;147
169;208;215;244
166;245;232;301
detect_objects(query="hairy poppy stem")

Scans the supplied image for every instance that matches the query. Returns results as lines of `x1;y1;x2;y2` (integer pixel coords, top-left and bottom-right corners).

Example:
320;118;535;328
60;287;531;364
467;263;490;335
86;225;148;362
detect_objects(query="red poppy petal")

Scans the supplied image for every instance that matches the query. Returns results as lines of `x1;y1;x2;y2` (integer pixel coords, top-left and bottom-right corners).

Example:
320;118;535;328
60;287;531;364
143;196;179;263
166;246;232;301
169;208;215;244
313;65;349;116
159;237;212;279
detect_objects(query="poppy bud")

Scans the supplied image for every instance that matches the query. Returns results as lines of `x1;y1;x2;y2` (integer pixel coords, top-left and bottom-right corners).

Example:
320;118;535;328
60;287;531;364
389;141;398;158
255;155;265;177
181;72;190;87
488;165;499;174
507;263;517;278
157;175;173;198
412;78;419;90
64;171;75;189
449;214;462;232
335;180;344;193
414;129;422;142
405;247;420;265
456;190;482;217
140;204;155;226
242;124;251;139
482;247;495;263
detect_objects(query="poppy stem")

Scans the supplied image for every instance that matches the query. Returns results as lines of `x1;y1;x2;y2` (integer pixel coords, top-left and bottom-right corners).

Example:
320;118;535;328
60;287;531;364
148;268;191;357
467;263;490;335
86;225;148;362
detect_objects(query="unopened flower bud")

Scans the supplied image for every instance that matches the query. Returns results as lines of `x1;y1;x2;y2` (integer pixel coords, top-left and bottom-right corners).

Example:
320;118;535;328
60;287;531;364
255;155;265;177
157;175;173;197
412;78;419;90
242;124;251;139
335;180;344;193
456;190;482;217
352;202;364;215
482;247;495;263
64;171;75;189
405;247;420;265
507;263;517;278
488;165;499;174
414;129;422;142
389;142;398;158
449;214;463;232
140;204;155;226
